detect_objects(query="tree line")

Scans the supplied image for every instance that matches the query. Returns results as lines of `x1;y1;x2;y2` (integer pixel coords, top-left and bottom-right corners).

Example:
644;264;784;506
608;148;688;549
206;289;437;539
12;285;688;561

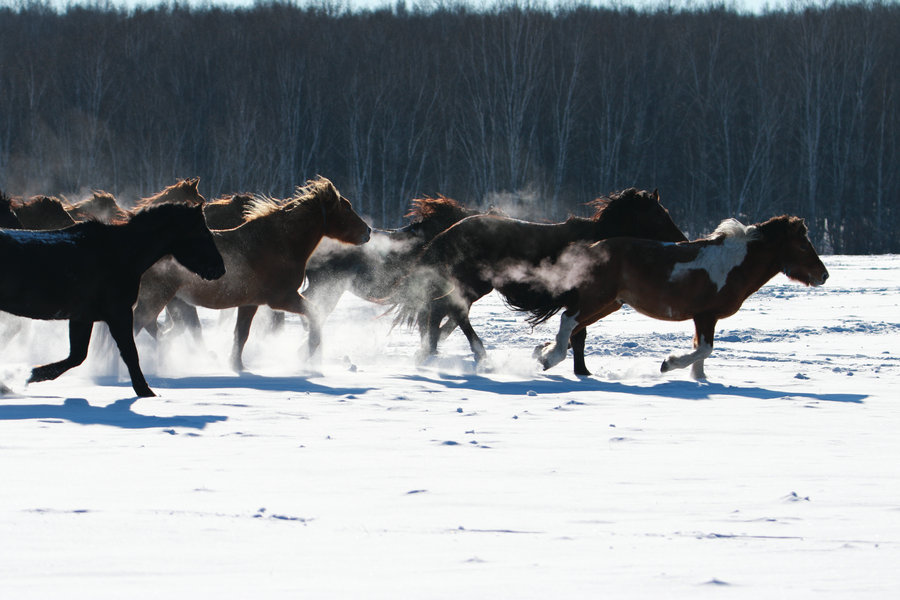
0;1;897;253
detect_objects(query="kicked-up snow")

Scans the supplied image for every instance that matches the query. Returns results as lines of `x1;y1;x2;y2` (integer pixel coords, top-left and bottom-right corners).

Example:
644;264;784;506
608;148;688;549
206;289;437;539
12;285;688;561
0;255;898;598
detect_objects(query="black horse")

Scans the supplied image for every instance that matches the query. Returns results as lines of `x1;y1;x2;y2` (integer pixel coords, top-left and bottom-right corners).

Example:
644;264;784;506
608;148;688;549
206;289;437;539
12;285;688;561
0;191;23;229
0;203;225;397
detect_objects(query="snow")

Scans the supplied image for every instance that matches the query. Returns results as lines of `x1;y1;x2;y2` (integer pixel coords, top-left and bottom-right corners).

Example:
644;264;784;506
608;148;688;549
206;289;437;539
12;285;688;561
1;254;898;598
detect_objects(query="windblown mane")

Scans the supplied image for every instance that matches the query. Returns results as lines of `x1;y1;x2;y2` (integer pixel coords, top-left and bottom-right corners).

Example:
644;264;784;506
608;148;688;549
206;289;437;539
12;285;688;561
133;177;204;211
243;177;339;222
708;218;759;242
586;188;654;221
404;195;470;223
68;190;130;224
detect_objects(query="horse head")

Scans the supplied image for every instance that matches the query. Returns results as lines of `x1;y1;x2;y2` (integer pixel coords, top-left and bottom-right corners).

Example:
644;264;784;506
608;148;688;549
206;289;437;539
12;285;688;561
312;177;371;245
769;216;829;287
137;177;206;211
401;196;480;241
591;188;687;243
168;204;226;281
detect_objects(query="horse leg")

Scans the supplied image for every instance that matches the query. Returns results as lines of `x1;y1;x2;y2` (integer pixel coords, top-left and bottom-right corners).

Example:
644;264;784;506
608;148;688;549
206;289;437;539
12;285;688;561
449;304;487;364
271;294;322;360
164;297;204;344
570;327;590;376
231;305;259;372
106;312;155;397
534;311;580;371
414;306;442;364
437;316;457;342
28;320;94;384
661;314;716;379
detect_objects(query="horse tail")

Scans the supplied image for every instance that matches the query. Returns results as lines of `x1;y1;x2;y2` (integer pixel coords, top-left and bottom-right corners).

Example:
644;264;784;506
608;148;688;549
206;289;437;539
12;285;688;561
502;286;577;328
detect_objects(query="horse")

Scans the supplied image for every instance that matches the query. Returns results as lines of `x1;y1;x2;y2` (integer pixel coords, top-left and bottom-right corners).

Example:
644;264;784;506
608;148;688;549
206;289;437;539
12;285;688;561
131;177;206;211
0;191;23;229
391;188;687;370
133;176;371;371
302;195;487;323
0;203;225;397
66;190;131;224
202;193;256;230
528;215;828;379
11;195;77;230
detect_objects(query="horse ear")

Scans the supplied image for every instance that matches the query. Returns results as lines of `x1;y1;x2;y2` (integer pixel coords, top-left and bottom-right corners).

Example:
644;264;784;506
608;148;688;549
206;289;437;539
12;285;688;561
651;188;660;202
189;177;200;190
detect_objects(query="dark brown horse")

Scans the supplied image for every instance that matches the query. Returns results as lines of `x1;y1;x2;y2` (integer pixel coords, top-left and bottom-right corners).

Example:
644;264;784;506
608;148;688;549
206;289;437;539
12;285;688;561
0;191;22;229
0;204;225;397
12;195;77;230
133;176;371;371
529;216;828;378
392;188;687;369
303;195;488;322
66;190;130;224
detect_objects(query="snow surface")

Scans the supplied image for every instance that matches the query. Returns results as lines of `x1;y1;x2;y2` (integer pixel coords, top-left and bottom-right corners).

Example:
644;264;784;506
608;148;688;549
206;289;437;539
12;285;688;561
1;255;898;598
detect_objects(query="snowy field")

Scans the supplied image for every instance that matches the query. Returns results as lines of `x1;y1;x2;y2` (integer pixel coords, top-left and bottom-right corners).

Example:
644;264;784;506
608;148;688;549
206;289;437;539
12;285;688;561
1;254;898;598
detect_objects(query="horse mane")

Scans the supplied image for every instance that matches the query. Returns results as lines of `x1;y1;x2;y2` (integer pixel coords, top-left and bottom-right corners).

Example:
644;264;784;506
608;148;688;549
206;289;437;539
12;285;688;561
206;193;254;208
755;214;808;239
68;190;130;224
243;176;339;222
404;195;472;223
586;187;656;222
708;218;759;242
133;177;203;211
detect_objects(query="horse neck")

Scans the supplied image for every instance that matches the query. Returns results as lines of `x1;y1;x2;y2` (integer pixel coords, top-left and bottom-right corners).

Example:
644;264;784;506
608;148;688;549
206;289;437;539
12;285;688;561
726;234;785;298
559;217;600;242
271;202;327;261
118;215;187;276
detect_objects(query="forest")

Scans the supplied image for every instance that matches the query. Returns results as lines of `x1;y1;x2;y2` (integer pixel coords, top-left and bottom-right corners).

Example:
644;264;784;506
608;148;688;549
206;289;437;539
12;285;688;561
0;1;897;253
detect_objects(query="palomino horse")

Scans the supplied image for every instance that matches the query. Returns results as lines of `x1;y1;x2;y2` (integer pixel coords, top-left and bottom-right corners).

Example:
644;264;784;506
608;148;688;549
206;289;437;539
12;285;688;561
133;176;371;371
11;195;77;230
303;195;488;323
530;215;828;378
392;188;687;369
0;204;225;397
0;191;22;229
66;190;131;224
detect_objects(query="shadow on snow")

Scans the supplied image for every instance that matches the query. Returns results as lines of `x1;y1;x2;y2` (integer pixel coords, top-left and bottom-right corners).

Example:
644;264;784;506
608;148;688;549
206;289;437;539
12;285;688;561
0;397;228;429
398;373;867;404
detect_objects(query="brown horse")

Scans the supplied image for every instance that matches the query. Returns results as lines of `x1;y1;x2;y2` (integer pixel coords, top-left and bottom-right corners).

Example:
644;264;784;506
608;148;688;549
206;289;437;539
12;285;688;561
12;195;77;230
132;177;206;211
133;176;371;371
66;190;131;224
303;195;488;322
202;193;256;230
529;216;828;379
1;203;224;397
392;188;687;369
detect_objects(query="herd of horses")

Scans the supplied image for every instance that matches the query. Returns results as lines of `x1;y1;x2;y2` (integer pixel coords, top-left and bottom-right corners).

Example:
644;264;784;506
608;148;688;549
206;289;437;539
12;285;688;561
0;177;829;397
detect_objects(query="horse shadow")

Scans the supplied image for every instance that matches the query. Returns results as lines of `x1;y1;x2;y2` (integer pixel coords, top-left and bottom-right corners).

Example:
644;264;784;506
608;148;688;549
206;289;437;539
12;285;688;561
397;373;867;404
143;373;374;397
0;397;228;429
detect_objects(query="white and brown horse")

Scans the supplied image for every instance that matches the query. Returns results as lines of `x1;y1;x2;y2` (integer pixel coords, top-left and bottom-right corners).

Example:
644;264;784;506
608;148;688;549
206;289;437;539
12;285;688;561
530;215;829;378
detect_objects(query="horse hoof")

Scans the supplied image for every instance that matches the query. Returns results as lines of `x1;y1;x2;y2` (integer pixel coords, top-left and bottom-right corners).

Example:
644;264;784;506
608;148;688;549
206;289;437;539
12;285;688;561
531;342;551;359
136;387;156;398
574;367;591;377
660;360;671;373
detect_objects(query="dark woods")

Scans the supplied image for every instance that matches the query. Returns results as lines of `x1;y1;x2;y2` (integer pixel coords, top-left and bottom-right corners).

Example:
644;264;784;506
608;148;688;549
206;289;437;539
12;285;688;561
0;1;897;253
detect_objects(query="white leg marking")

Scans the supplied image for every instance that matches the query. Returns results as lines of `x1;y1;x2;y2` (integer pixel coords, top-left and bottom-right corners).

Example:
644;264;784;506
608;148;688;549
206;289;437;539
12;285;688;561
539;312;579;369
662;341;713;373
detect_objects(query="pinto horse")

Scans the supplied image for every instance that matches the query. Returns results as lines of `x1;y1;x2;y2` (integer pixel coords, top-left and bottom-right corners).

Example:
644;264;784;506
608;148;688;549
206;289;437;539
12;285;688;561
0;204;225;397
133;176;371;371
530;215;828;378
303;195;487;322
392;188;687;368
